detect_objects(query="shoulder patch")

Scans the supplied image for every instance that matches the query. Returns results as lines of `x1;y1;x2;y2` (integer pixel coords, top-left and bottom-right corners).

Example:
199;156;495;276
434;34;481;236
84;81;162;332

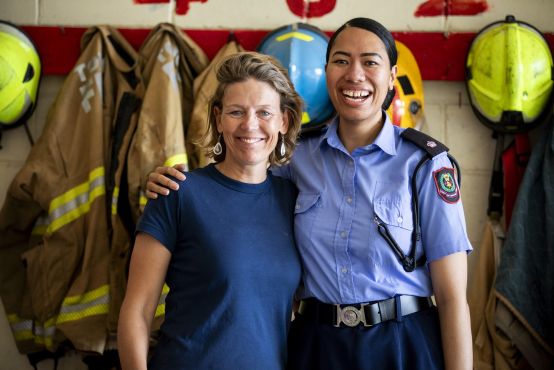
433;167;460;203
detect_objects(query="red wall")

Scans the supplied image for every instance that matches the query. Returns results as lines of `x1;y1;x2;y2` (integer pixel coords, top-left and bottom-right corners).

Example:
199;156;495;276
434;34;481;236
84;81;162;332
22;26;554;81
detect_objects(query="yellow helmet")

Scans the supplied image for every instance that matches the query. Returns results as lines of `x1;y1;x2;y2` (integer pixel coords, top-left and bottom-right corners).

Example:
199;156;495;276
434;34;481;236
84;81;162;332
386;41;425;130
0;21;41;128
466;15;553;133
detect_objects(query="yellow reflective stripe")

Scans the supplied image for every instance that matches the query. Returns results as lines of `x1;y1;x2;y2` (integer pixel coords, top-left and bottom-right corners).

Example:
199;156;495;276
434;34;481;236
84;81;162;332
301;111;311;124
57;302;109;324
7;314;33;340
32;319;56;348
49;167;104;211
154;283;170;318
46;167;105;234
137;154;188;209
32;214;49;235
112;186;119;215
154;304;165;317
57;284;110;324
9;286;109;344
163;153;188;167
140;191;148;208
276;31;314;42
34;335;54;348
7;314;55;347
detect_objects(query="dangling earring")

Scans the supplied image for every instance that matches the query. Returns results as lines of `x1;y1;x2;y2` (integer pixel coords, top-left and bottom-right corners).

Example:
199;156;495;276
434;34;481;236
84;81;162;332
278;133;286;158
213;134;223;155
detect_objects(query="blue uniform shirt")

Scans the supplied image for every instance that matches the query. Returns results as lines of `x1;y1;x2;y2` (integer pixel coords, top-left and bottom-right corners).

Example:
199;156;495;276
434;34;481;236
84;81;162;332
272;114;472;304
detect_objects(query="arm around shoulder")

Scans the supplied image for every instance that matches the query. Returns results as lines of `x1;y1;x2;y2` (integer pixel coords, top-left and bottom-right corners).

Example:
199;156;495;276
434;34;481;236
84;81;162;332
118;233;171;370
145;164;187;199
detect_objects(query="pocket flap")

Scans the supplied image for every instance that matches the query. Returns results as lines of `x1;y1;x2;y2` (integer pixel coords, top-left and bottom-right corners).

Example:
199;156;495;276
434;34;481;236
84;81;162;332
294;193;321;214
374;183;413;231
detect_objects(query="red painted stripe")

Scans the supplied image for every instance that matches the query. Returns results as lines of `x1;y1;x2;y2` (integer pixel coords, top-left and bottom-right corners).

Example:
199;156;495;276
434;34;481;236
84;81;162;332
20;26;554;81
286;0;336;18
415;0;446;17
133;0;169;3
415;0;488;17
447;1;488;16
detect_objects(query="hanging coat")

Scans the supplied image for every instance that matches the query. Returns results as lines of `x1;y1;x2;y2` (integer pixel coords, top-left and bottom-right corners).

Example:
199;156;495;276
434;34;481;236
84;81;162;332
187;39;243;169
468;219;522;370
495;122;554;369
0;26;142;354
127;22;208;220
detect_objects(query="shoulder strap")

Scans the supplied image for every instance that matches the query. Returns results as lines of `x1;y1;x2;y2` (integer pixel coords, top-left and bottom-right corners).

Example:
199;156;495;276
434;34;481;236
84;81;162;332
400;127;449;158
382;128;460;272
401;127;461;186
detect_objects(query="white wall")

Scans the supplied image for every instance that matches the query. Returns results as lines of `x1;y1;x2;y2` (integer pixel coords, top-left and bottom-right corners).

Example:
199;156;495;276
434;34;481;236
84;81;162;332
3;0;554;32
1;0;552;369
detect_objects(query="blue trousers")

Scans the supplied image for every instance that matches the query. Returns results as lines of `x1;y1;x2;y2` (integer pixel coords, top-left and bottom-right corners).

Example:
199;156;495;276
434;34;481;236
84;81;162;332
286;305;444;370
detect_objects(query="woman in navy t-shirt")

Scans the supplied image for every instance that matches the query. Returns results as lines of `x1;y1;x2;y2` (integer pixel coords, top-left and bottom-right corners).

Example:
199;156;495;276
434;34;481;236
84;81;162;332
118;52;303;370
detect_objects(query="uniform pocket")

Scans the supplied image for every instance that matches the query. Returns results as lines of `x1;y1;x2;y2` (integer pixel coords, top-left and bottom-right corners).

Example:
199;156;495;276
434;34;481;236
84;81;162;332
373;182;414;231
294;193;322;246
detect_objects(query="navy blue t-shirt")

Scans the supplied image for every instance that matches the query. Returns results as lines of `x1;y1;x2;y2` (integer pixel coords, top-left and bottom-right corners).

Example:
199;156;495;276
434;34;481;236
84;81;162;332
137;164;301;370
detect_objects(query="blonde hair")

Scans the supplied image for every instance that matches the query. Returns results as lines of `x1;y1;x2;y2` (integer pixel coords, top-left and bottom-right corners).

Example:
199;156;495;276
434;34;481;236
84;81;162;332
203;51;303;166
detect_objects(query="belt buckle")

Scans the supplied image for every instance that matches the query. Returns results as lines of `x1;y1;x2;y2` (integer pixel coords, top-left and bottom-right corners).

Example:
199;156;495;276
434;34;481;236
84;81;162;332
334;304;368;327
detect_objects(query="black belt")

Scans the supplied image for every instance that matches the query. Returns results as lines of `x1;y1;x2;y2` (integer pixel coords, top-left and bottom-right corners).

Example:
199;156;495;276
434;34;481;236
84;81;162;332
297;295;434;328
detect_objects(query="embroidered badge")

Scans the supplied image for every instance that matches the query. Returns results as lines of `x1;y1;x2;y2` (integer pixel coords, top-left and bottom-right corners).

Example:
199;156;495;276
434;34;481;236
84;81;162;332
433;167;460;203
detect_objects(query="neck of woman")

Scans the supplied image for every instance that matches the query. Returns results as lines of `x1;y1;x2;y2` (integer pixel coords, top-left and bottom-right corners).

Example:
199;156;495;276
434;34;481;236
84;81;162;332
214;162;268;184
338;113;385;153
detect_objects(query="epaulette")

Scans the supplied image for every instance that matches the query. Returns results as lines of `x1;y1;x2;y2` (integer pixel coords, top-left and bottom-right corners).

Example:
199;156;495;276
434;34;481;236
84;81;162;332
299;124;328;140
400;128;449;158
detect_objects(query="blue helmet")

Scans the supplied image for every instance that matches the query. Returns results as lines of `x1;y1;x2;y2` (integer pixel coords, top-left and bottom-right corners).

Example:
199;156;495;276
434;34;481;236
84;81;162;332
257;23;334;132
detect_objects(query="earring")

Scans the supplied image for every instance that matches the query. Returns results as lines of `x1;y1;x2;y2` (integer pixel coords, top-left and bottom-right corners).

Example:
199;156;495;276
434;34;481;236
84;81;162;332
278;134;286;158
213;134;223;155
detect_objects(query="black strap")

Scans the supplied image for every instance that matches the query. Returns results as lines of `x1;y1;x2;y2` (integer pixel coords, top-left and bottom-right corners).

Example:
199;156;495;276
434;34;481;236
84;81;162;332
27;348;65;370
106;92;141;236
487;132;504;217
380;129;460;272
400;127;449;157
82;349;121;370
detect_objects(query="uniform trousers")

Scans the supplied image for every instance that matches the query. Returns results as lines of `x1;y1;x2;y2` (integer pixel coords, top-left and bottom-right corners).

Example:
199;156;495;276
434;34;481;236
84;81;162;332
287;300;444;370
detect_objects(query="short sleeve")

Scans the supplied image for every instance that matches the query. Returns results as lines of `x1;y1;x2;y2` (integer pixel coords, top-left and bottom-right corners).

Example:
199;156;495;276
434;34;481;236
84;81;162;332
136;182;181;253
417;153;473;262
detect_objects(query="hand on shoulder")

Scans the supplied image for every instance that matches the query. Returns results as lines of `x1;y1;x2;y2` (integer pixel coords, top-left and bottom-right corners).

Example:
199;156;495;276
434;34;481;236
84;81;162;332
145;164;187;199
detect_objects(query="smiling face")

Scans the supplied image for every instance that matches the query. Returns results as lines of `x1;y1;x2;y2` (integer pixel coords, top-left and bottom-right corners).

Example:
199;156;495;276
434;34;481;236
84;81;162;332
215;78;288;179
326;26;397;127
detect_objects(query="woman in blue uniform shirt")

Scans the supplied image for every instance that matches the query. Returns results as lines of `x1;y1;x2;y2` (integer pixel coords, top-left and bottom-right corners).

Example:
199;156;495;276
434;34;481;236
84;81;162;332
118;52;303;370
146;18;473;370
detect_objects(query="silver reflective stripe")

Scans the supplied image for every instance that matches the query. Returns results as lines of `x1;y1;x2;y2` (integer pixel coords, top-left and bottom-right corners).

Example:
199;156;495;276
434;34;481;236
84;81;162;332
33;323;55;338
59;293;109;315
10;318;32;332
49;176;105;222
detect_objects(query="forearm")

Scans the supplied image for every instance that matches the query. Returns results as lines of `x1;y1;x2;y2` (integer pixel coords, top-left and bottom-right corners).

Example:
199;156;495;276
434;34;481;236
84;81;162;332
118;233;171;370
117;304;152;370
436;298;473;370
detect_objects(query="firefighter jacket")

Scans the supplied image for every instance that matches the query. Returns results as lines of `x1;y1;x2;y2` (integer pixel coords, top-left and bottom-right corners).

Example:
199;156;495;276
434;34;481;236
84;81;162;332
187;39;243;169
127;23;208;218
495;122;554;369
0;26;143;354
468;219;517;370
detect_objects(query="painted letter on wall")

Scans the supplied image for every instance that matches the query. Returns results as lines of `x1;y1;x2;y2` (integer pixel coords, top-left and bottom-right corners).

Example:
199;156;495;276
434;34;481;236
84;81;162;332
415;0;488;17
286;0;336;18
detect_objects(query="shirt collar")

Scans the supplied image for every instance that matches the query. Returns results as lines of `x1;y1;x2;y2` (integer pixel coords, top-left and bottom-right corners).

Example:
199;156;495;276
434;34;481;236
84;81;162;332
319;111;397;156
